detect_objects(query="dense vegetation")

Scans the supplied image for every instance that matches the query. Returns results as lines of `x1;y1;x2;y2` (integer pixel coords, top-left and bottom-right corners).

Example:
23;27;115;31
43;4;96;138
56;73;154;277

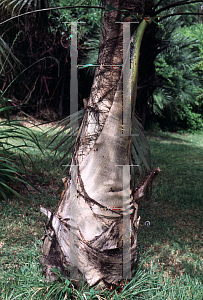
0;0;103;119
0;0;203;130
153;18;203;132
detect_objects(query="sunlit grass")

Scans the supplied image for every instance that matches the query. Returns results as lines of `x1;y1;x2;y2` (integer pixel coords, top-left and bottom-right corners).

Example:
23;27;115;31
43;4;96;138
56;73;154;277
137;131;203;286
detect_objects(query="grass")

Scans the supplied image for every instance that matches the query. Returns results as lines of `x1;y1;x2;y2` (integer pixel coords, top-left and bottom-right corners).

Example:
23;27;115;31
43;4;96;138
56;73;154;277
137;131;203;297
0;126;203;299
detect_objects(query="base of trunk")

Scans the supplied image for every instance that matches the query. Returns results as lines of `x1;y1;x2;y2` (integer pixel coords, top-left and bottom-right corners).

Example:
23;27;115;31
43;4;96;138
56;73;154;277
40;207;138;288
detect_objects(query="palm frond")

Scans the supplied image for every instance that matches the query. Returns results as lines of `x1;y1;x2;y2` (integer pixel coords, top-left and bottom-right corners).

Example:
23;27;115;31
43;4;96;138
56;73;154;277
0;98;43;200
46;110;151;182
0;0;45;15
154;23;202;123
43;110;84;175
0;36;21;73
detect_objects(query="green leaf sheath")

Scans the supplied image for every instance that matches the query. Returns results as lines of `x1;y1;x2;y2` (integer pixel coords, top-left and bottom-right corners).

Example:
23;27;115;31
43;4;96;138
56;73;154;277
131;19;148;122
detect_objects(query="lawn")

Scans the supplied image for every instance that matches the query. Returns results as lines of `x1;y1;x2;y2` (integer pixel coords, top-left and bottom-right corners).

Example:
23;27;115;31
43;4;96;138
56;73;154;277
0;126;202;299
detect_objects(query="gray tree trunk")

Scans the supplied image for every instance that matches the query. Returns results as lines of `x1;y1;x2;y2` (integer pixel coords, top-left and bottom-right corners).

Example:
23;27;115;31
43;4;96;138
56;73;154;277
40;0;160;289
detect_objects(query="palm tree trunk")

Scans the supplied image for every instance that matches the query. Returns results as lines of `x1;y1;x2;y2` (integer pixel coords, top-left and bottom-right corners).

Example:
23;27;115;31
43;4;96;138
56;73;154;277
40;0;160;289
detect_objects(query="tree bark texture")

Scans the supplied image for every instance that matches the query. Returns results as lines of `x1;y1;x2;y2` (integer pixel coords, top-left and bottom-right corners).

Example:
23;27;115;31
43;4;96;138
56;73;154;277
40;0;158;289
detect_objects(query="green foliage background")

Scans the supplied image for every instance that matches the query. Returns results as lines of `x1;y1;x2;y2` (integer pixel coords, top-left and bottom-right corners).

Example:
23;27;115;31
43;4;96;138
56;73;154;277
1;0;203;131
152;17;203;132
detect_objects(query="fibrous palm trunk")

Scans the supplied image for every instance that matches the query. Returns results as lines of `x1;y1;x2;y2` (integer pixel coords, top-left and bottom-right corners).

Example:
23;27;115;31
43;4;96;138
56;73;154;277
40;0;160;289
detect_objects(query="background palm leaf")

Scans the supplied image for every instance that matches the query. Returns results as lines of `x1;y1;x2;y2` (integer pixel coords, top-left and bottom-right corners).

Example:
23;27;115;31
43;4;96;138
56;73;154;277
0;0;46;15
0;98;43;200
0;36;21;74
153;11;203;131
